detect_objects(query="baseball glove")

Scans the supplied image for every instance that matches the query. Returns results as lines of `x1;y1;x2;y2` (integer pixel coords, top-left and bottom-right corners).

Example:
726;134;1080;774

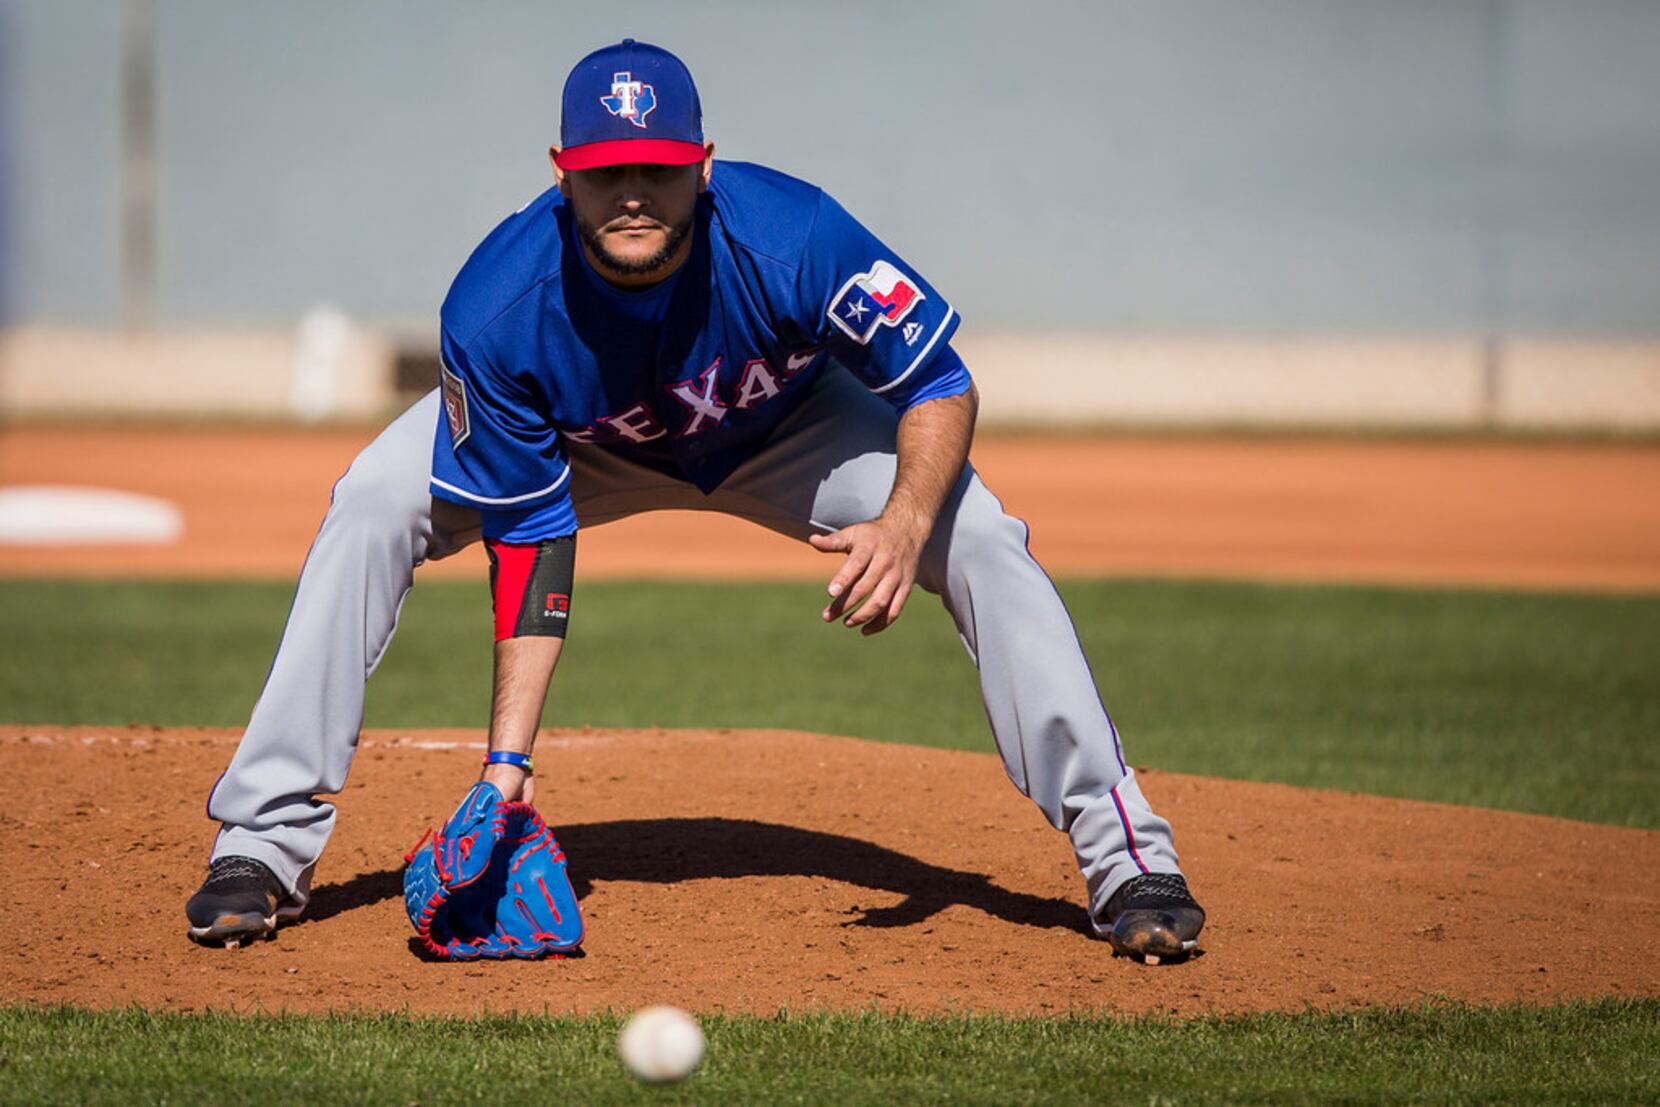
402;780;584;960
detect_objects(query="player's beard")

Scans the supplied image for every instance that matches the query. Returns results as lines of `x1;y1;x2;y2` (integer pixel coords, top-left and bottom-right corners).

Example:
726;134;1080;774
579;213;692;279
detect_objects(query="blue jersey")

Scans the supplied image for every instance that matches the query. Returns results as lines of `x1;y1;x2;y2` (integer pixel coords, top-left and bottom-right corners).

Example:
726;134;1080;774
430;160;970;541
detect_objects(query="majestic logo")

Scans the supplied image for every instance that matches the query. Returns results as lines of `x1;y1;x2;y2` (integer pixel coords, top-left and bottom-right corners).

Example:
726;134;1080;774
600;72;656;129
902;321;923;346
828;260;924;345
440;358;470;448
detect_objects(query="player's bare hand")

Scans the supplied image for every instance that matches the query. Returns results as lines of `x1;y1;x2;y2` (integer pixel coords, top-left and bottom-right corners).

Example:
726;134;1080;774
809;514;928;635
481;762;535;805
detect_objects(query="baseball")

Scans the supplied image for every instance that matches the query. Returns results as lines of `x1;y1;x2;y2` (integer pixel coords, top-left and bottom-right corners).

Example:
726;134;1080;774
617;1005;706;1082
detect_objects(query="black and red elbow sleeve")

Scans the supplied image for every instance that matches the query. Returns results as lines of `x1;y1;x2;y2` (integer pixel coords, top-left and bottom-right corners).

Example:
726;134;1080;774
485;536;575;641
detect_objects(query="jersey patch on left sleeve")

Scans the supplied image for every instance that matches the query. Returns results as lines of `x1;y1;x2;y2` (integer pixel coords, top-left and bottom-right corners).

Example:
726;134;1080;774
828;259;925;345
440;358;471;449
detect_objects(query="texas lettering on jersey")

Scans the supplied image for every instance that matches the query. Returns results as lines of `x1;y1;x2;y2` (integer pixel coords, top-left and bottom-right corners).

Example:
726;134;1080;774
563;348;823;445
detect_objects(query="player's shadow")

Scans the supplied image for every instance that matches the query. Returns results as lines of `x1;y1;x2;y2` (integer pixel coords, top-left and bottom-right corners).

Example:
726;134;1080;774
301;867;405;926
560;817;1084;932
302;816;1086;935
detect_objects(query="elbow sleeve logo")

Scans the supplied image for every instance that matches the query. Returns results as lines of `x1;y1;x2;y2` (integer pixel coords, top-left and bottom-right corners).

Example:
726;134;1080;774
488;537;575;640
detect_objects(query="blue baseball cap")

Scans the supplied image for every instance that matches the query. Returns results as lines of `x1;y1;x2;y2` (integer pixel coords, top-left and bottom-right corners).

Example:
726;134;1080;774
555;39;706;170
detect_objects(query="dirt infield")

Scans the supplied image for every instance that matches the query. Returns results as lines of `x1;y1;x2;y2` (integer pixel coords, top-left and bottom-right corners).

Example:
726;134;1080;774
2;424;1658;590
5;725;1657;1016
5;429;1658;1016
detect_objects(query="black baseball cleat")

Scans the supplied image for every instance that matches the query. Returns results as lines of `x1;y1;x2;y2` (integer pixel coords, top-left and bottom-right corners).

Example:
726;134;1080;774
185;856;305;948
1092;872;1205;964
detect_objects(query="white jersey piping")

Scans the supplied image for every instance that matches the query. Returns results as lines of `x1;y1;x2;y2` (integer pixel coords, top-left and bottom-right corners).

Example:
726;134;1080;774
870;303;955;395
430;464;571;506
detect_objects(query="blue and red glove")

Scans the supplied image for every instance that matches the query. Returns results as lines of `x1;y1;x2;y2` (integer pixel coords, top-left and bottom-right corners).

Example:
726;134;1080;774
402;781;584;960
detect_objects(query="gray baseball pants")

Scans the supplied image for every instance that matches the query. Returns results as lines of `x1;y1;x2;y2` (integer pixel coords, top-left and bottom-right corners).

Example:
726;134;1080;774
206;365;1185;920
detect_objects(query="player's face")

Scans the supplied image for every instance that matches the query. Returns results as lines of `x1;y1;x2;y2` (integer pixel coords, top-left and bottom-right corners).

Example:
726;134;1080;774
552;147;714;288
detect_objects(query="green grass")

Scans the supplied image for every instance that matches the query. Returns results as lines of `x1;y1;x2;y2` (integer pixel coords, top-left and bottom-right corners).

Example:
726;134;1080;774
1;577;1655;827
3;578;1657;1099
1;1001;1656;1105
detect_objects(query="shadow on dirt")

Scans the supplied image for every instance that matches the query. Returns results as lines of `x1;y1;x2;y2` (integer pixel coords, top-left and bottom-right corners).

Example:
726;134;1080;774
302;867;405;926
303;816;1086;934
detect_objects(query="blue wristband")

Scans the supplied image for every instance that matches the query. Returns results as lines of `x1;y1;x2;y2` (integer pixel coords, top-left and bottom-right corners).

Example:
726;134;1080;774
483;750;534;773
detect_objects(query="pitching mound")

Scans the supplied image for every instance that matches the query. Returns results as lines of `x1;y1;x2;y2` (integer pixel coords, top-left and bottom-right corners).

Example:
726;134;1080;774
6;726;1657;1015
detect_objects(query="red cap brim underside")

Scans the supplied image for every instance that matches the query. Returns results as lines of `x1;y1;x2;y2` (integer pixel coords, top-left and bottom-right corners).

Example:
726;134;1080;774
555;139;707;170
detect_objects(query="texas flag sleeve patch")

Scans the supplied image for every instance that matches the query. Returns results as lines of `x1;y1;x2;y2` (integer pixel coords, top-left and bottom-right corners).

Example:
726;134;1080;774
828;260;925;345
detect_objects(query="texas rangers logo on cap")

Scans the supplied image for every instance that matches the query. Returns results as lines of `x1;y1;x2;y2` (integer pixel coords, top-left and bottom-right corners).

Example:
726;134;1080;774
828;260;925;345
601;72;656;129
555;39;706;170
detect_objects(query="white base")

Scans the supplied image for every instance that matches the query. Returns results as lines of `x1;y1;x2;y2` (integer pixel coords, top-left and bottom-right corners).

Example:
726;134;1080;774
0;485;183;545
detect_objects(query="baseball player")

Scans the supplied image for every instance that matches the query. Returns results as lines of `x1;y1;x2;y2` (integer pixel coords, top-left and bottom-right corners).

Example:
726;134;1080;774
185;39;1206;963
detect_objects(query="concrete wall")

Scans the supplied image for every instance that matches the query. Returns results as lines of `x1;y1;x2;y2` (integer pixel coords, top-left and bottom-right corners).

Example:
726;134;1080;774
959;335;1660;430
0;1;17;323
6;326;1658;431
4;2;1660;426
0;320;394;420
7;0;1660;335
